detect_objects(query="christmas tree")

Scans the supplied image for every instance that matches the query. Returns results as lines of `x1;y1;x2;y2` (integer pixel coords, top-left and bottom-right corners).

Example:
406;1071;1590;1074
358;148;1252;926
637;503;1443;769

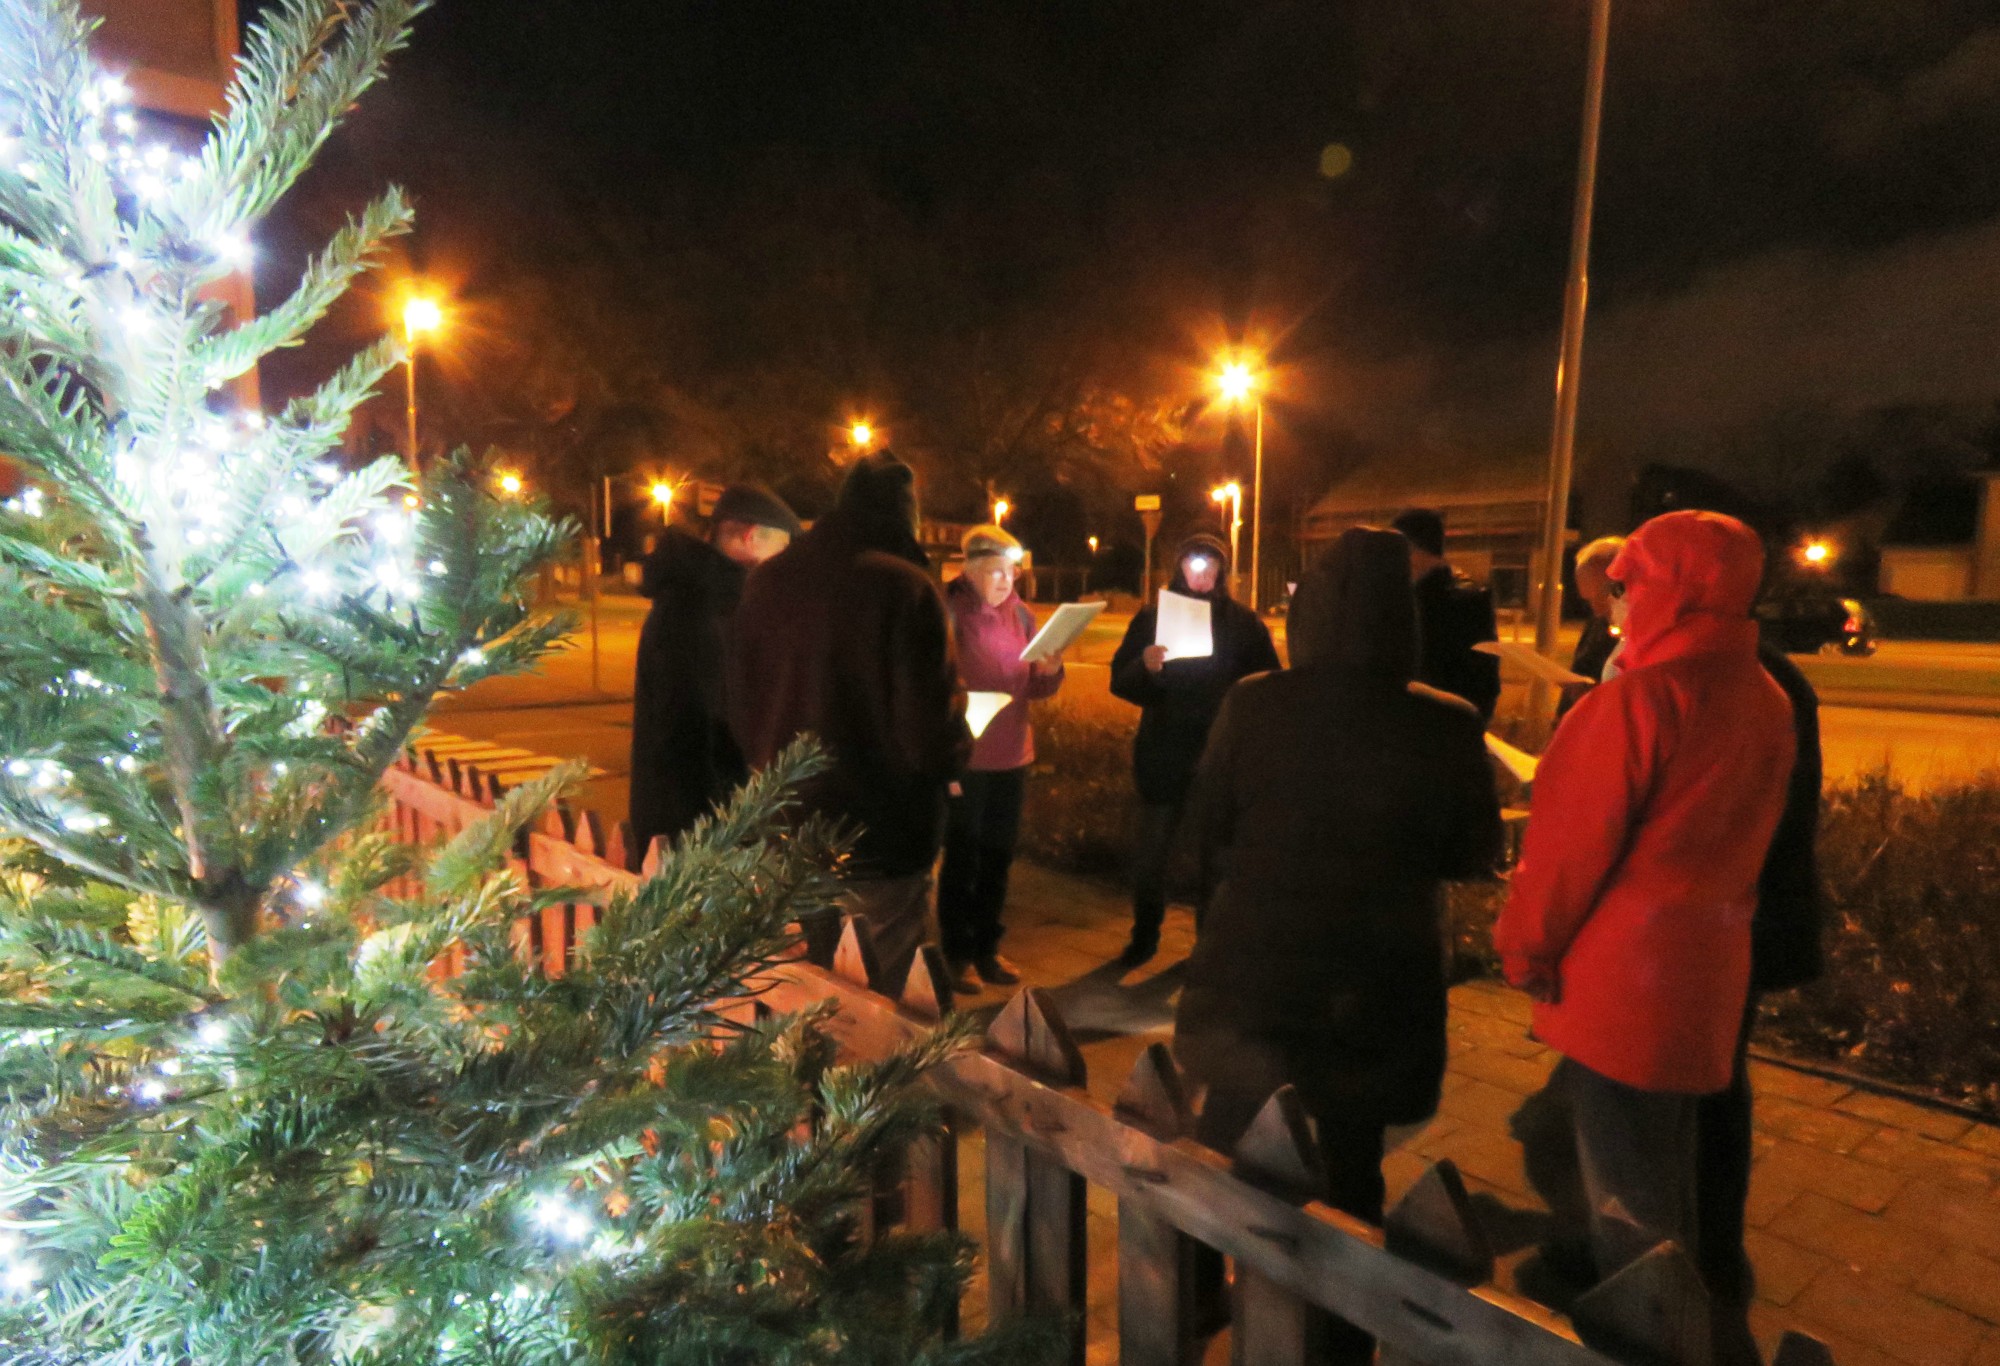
0;2;1045;1361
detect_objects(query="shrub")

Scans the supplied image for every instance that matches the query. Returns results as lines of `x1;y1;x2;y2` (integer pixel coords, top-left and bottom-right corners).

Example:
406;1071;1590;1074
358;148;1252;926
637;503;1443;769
1019;696;1139;881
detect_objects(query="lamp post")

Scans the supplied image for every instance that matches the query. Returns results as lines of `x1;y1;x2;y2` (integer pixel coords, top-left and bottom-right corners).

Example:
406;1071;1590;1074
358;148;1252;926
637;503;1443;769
649;480;675;520
1214;359;1266;609
1211;482;1243;594
1530;0;1613;684
848;421;874;453
401;294;442;469
992;498;1010;525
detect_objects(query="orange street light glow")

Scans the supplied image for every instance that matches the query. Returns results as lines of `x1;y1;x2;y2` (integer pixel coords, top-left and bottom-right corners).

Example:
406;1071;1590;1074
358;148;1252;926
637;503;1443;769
848;421;873;448
496;471;524;496
649;481;675;509
992;499;1011;523
402;295;443;338
1087;535;1099;554
1802;540;1833;565
1211;482;1242;504
1214;360;1259;405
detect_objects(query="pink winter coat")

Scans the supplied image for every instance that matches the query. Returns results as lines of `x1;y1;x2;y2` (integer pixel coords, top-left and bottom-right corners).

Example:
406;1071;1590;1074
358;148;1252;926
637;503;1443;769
1494;512;1796;1093
945;578;1063;771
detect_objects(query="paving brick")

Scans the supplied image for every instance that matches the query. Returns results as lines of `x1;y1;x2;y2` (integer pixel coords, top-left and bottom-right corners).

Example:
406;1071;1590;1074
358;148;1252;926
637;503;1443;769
1749;1303;1904;1366
1887;1181;2000;1263
1744;1226;1830;1307
1758;1093;1883;1154
1960;1126;2000;1160
1919;1249;2000;1327
1422;1127;1535;1200
1757;1137;1912;1214
1836;1091;1978;1145
1436;1075;1532;1131
1794;1264;1987;1366
1855;1127;2000;1193
1768;1190;1943;1286
1750;1059;1857;1107
1968;1333;2000;1366
1747;1180;1805;1230
1450;1045;1557;1096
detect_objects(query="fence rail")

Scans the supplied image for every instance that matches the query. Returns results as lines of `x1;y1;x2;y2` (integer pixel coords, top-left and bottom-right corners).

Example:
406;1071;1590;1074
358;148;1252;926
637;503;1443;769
378;740;1837;1366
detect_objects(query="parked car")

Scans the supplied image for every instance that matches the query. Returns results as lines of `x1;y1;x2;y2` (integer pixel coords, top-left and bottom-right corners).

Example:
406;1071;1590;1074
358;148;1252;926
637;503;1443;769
1756;592;1877;656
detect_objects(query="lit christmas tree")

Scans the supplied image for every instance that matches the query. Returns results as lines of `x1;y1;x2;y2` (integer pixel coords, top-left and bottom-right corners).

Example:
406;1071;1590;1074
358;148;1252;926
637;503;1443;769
0;2;1041;1361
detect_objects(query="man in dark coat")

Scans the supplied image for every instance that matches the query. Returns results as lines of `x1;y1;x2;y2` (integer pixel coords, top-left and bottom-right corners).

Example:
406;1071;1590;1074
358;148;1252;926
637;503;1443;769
1108;533;1279;966
1174;527;1504;1362
1392;508;1502;721
1698;642;1823;1360
728;451;970;989
628;484;799;859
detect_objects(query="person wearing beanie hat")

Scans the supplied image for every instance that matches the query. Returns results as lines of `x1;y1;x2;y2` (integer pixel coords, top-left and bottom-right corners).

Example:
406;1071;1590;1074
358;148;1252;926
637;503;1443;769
936;524;1064;993
729;451;969;990
1107;530;1279;967
1173;528;1503;1361
629;483;800;855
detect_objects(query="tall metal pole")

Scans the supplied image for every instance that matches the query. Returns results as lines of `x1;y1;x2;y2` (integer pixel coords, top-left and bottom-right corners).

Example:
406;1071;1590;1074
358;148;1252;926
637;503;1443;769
403;331;420;470
1531;0;1613;676
1250;400;1265;610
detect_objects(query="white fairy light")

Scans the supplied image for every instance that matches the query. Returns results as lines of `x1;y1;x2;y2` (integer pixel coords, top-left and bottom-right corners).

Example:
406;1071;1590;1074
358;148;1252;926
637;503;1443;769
97;75;131;106
117;755;138;773
3;761;29;779
136;1078;167;1103
372;512;410;545
427;559;447;575
156;1057;182;1077
210;230;252;267
119;304;151;336
196;1017;231;1047
300;569;334;599
0;1258;38;1295
530;1195;593;1244
60;811;107;833
458;648;485;667
294;878;325;908
246;582;266;597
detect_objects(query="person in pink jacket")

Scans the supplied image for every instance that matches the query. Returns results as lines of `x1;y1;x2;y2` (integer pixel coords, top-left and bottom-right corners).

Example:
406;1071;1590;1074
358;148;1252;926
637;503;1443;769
938;525;1065;992
1494;510;1794;1282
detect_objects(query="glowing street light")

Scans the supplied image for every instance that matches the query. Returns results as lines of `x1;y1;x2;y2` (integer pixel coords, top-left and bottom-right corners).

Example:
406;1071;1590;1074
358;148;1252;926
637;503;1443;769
1802;539;1834;568
848;421;874;451
649;480;675;512
1212;356;1267;608
399;292;444;469
992;498;1011;525
496;470;524;497
1211;481;1243;591
1087;535;1099;555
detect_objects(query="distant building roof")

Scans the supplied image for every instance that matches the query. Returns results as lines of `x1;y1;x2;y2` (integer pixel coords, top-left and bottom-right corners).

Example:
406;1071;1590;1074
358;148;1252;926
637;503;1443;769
1303;448;1550;542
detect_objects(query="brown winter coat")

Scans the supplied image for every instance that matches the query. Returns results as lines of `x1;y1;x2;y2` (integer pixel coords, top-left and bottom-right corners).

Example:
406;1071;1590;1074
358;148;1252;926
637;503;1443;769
1173;528;1505;1125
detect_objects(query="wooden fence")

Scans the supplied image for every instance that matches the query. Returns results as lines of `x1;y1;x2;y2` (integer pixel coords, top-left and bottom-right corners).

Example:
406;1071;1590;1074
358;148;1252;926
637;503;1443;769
379;740;1839;1366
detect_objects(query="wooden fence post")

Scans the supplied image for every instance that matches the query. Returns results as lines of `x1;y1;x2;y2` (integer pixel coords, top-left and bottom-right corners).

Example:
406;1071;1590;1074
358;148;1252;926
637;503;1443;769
985;988;1089;1366
1114;1043;1206;1366
1572;1239;1711;1366
1377;1158;1495;1366
900;944;960;1340
1227;1086;1342;1365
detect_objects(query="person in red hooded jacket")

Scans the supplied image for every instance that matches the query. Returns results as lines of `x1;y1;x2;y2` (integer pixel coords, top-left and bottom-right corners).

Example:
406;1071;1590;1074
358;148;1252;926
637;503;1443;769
1494;510;1794;1281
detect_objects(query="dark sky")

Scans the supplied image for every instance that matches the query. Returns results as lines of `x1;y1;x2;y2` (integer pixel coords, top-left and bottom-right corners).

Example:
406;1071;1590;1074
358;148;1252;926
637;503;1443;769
261;0;2000;527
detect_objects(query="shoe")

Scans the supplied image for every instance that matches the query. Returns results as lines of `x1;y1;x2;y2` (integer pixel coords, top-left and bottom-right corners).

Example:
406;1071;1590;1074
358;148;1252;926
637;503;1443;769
1116;937;1158;969
974;954;1020;986
943;959;981;995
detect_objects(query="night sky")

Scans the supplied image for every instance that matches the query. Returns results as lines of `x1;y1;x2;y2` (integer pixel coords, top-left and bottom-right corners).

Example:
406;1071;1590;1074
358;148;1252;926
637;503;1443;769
257;0;2000;534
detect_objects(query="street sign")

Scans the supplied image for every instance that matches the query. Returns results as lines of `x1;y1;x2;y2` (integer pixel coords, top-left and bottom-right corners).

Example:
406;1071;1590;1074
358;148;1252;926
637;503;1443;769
1134;494;1161;511
1136;495;1162;599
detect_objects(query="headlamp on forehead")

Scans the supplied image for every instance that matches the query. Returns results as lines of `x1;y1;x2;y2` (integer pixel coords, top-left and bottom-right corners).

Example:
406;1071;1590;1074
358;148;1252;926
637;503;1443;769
1004;546;1024;564
1187;556;1212;573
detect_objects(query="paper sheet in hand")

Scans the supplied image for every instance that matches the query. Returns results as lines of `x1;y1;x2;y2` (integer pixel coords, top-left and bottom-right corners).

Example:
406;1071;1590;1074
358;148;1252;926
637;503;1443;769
1485;732;1540;785
965;691;1013;740
1474;639;1592;687
1020;600;1106;663
1155;589;1213;661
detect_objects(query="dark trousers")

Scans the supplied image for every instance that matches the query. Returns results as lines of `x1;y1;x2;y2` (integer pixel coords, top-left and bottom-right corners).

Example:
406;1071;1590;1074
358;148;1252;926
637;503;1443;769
936;767;1026;964
1196;1077;1386;1364
1130;798;1185;946
1695;995;1761;1301
1555;1057;1703;1278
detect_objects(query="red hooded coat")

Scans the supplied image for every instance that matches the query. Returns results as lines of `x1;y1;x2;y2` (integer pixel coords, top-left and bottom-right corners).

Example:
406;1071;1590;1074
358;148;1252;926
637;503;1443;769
1494;511;1796;1093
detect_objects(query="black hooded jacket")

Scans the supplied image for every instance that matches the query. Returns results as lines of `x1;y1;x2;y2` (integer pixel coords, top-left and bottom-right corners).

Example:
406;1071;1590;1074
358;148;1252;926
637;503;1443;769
629;528;749;855
1173;527;1505;1125
728;454;970;878
1108;536;1280;805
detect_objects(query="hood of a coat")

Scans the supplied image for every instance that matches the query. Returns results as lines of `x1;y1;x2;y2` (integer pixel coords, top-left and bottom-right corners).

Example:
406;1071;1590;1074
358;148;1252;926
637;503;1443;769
1288;526;1417;681
1609;510;1765;668
820;450;928;569
1167;532;1233;601
639;526;740;602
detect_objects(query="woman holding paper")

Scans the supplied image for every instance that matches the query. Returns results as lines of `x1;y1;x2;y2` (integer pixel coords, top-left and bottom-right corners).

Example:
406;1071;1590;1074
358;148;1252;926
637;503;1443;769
938;525;1065;993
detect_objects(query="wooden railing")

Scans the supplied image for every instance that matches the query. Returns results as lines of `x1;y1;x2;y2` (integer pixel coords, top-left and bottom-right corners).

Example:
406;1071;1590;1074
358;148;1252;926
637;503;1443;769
379;740;1838;1366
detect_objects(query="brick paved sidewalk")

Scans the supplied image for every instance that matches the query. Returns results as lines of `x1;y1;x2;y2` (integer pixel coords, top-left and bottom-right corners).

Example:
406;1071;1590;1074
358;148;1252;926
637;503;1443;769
976;860;2000;1366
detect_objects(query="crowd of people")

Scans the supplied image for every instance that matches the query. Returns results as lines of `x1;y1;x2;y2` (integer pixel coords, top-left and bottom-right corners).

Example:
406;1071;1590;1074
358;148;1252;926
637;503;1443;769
628;453;1821;1366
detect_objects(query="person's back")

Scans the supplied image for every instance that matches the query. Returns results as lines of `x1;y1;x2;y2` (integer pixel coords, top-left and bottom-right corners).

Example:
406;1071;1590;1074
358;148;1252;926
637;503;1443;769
728;454;968;884
1394;509;1501;720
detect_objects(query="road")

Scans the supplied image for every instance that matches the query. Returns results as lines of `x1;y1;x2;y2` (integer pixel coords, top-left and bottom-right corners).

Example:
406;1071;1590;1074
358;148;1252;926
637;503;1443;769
430;594;2000;829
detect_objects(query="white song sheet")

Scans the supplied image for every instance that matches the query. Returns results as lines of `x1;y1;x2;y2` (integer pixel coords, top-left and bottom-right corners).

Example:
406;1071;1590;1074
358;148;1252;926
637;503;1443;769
1155;589;1214;661
1020;600;1106;663
965;691;1013;740
1473;639;1592;688
1485;732;1540;785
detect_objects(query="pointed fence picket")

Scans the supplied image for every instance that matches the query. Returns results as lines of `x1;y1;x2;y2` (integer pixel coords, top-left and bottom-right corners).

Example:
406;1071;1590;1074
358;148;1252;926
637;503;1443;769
378;739;1840;1366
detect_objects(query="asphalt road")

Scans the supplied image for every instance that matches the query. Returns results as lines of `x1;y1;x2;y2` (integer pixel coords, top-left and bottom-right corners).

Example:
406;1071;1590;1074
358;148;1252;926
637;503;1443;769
429;594;2000;830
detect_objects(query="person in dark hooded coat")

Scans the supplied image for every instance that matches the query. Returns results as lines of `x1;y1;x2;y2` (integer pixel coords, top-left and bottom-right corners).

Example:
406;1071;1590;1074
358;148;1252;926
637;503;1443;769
627;484;799;858
728;451;970;989
1108;532;1279;965
1173;527;1503;1361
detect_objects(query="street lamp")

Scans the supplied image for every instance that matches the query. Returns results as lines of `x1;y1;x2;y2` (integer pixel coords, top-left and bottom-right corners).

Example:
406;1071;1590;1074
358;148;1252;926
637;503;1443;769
992;498;1010;525
1211;482;1243;592
1801;539;1834;568
496;470;524;497
1530;0;1614;688
848;421;874;452
1213;356;1266;609
400;293;443;469
1087;535;1099;555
